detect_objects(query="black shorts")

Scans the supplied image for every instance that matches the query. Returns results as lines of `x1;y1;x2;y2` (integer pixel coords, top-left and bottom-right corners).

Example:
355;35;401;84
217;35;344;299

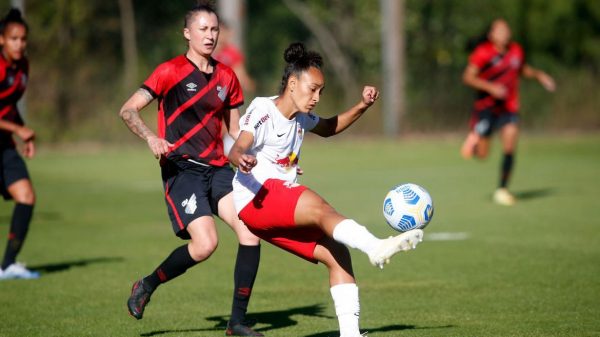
471;109;519;137
0;147;30;200
161;159;234;239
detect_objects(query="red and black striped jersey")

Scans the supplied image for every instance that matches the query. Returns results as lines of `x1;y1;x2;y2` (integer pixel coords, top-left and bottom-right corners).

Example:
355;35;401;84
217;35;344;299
142;55;243;166
469;41;525;113
0;54;28;148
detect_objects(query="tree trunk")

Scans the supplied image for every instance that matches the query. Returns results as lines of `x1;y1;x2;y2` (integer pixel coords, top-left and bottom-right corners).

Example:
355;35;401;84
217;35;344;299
380;0;405;137
218;0;246;52
118;0;138;91
282;0;360;107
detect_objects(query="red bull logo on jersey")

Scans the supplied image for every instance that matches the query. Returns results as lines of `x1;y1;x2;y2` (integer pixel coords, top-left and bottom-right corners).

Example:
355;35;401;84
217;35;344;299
275;151;299;169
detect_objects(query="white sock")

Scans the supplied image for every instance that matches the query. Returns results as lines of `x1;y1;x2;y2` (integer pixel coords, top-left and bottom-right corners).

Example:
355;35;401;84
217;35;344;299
332;219;381;255
330;283;361;337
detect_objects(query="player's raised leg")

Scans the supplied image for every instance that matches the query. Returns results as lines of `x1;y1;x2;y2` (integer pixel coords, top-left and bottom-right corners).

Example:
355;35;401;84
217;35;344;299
294;188;423;269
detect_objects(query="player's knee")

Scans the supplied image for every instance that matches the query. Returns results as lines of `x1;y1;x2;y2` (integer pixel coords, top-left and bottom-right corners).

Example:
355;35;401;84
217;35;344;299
13;190;35;205
313;202;338;225
188;238;218;261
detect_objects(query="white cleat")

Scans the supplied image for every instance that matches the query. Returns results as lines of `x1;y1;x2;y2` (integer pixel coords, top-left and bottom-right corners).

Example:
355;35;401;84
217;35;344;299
0;263;40;280
493;188;516;206
369;229;423;269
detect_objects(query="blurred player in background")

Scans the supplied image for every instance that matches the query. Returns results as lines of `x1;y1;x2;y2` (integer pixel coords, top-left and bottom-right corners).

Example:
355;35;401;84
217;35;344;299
213;21;256;95
0;8;40;280
228;42;423;337
213;21;255;156
119;3;262;336
461;18;556;205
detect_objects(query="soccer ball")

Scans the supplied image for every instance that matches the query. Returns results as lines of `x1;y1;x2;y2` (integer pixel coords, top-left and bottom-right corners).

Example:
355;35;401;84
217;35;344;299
383;183;434;232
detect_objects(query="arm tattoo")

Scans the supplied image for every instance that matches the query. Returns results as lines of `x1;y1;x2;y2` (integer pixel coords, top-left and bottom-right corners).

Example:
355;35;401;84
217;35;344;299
137;88;154;103
119;89;156;141
120;108;154;141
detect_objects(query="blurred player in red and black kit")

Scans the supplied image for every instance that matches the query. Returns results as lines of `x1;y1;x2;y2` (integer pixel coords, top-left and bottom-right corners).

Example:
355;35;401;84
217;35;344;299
461;18;556;205
0;8;40;280
119;3;262;336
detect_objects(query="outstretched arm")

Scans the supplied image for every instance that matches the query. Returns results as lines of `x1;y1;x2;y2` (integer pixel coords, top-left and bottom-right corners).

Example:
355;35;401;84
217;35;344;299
311;86;380;137
119;88;173;158
522;64;556;92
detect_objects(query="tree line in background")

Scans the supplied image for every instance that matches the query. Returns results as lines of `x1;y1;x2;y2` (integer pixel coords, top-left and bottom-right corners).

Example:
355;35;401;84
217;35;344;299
1;0;599;142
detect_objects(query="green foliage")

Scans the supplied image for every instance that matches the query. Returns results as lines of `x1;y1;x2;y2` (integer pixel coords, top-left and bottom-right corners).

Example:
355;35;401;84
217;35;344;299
0;135;599;336
0;0;598;142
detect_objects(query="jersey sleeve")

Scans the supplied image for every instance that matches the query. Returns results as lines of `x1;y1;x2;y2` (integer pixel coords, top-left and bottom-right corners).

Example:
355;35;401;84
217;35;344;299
468;44;491;69
298;112;320;131
239;98;268;149
141;63;169;98
226;70;244;109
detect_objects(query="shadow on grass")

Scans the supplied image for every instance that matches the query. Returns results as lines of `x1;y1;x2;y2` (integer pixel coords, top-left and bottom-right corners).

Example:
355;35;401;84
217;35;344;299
514;188;555;201
304;324;455;337
28;256;124;274
141;303;333;336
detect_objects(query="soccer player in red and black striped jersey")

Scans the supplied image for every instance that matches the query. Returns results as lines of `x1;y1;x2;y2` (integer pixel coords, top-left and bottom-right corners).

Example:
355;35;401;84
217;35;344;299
119;4;262;336
461;19;556;205
0;8;40;280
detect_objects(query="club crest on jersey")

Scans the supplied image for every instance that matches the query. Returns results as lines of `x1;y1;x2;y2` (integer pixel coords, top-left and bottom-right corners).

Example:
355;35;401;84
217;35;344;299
186;82;198;92
510;56;521;68
217;85;228;102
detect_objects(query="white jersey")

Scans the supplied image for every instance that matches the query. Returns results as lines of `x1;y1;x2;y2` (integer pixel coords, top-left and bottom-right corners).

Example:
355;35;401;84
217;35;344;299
232;96;320;211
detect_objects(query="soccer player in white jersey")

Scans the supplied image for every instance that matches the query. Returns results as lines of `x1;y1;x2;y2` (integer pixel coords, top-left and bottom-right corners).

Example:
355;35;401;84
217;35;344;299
228;42;424;337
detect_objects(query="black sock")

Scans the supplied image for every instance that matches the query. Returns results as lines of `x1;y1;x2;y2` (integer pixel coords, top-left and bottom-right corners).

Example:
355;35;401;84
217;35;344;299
2;203;34;270
229;244;261;325
500;153;514;188
143;244;198;291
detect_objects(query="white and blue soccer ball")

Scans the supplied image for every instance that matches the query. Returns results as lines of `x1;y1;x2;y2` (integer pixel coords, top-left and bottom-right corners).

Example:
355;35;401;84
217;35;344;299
383;183;434;232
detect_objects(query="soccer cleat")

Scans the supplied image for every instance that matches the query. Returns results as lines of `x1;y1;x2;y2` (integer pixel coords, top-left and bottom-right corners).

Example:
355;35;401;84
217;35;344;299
493;188;516;206
127;279;153;319
225;322;264;336
0;263;40;280
369;229;423;269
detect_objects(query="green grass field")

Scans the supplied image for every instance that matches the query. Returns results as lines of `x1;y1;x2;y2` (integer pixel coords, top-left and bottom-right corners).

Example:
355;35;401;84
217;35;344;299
1;134;599;337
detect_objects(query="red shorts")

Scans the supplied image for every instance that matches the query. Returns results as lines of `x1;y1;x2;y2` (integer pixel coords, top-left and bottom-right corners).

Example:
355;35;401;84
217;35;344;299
239;179;325;263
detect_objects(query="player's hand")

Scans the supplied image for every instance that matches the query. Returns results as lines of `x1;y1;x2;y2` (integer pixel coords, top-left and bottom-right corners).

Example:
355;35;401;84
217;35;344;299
538;72;556;92
22;140;35;159
488;83;507;99
238;154;257;174
296;166;304;175
15;126;35;142
361;86;380;107
146;135;174;159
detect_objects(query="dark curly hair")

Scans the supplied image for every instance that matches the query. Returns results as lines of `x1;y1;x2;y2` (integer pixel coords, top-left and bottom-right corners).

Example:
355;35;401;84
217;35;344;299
0;8;28;35
279;42;323;94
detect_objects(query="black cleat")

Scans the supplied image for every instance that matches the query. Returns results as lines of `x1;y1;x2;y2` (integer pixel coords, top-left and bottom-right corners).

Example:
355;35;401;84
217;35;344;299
127;279;153;320
225;322;264;336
